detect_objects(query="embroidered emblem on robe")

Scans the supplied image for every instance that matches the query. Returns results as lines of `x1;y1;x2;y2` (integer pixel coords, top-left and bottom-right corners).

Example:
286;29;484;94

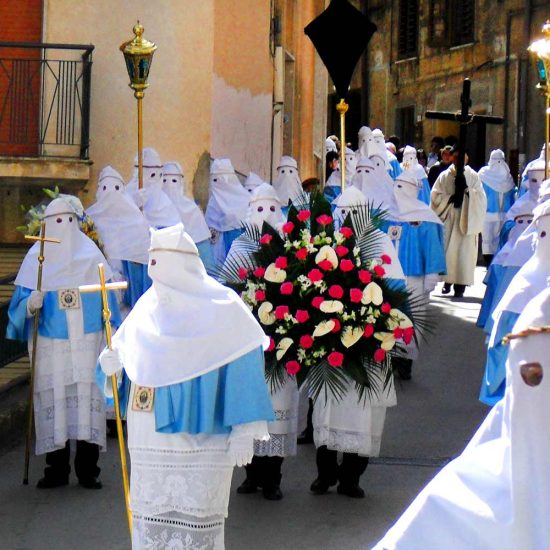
132;385;155;412
58;289;80;310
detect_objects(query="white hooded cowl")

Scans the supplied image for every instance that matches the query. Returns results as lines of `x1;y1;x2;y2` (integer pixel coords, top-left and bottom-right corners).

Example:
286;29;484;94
273;156;302;206
478;149;515;192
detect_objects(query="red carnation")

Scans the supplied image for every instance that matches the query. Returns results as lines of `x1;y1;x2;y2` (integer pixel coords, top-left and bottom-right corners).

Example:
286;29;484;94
274;305;289;320
311;296;325;309
275;256;288;269
335;245;349;257
295;247;308;261
253;266;266;278
285;360;301;375
255;289;266;302
280;282;294;295
363;324;374;338
331;318;341;333
350;288;363;303
358;270;372;284
300;335;314;349
295;309;310;323
340;259;354;272
381;302;391;314
393;327;404;339
308;269;324;282
316;214;333;225
282;221;295;234
328;285;344;299
260;234;273;245
318;260;334;271
238;267;249;280
267;337;275;352
340;226;353;238
374;348;386;363
297;210;311;222
327;351;344;368
380;254;392;265
403;327;415;345
373;265;386;277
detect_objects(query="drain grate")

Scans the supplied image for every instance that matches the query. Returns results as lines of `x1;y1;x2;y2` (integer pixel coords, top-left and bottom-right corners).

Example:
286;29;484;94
370;456;452;467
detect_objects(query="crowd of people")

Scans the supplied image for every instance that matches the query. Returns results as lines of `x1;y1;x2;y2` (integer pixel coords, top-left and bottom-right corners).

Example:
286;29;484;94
6;124;550;548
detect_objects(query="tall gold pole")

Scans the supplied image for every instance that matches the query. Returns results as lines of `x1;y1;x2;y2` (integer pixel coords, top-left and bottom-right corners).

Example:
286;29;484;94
79;265;131;535
136;93;144;190
545;92;549;180
336;99;349;190
22;223;60;484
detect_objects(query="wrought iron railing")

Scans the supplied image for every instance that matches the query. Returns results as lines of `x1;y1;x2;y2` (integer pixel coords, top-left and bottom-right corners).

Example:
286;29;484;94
0;42;94;160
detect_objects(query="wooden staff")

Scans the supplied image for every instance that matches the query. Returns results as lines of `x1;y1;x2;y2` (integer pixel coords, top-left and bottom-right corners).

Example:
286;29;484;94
23;222;60;485
79;264;131;534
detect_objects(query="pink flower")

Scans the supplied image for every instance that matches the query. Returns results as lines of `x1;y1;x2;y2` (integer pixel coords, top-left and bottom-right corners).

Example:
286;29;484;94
260;234;273;245
381;302;391;314
331;318;341;333
282;221;295;234
295;310;310;323
316;214;333;226
274;305;289;320
308;269;324;283
403;327;415;345
327;351;344;368
311;296;325;309
238;267;249;280
350;288;363;303
280;282;294;295
300;335;314;349
253;266;266;278
328;285;344;299
267;337;275;352
381;254;392;265
374;265;386;277
340;259;354;272
335;245;349;257
340;226;353;239
297;210;311;222
295;247;308;261
318;260;334;271
358;270;372;284
363;324;374;338
285;360;301;375
255;289;266;302
275;256;288;269
374;348;386;363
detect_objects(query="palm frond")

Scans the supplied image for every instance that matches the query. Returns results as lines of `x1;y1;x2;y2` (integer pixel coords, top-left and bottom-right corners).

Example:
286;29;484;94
305;359;348;403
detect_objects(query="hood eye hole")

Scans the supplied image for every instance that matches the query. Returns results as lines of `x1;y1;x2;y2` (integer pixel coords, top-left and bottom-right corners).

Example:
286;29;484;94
115;185;120;191
341;209;346;215
397;184;403;188
541;230;547;238
150;259;157;266
527;219;532;224
56;217;62;223
270;206;276;212
68;216;73;223
172;179;177;183
213;178;217;182
257;206;264;212
352;209;358;215
150;172;156;178
281;169;285;174
520;362;543;387
518;220;523;224
102;185;106;191
163;178;166;183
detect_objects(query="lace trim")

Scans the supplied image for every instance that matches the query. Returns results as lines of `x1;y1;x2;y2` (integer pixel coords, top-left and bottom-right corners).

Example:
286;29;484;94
254;433;297;457
314;426;382;456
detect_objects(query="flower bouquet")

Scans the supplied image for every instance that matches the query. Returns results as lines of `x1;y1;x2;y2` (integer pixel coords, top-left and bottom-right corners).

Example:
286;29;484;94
220;192;418;401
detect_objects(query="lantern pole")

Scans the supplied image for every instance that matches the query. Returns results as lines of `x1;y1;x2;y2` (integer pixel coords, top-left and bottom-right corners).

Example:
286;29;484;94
336;99;349;190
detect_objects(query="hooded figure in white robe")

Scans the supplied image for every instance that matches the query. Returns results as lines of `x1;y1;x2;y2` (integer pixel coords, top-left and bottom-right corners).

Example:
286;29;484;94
431;163;487;290
324;147;357;203
372;128;402;180
325;137;338;153
127;148;181;229
162;161;215;273
205;158;250;266
519;143;547;195
273;156;302;207
99;223;273;550
375;280;550;550
478;149;516;256
7;198;121;488
401;145;431;205
243;172;264;194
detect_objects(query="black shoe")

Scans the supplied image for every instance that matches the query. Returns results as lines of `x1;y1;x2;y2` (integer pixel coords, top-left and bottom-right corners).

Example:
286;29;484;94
453;284;465;298
337;484;365;498
36;476;69;489
237;478;258;494
262;486;283;501
297;430;314;445
78;477;103;489
442;283;452;295
310;477;337;495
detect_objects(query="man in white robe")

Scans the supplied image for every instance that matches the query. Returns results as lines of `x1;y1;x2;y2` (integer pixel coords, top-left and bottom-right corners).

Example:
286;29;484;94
431;148;487;297
99;224;273;549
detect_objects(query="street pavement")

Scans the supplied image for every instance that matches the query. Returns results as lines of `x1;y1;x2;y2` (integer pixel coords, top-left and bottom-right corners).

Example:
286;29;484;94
0;269;489;550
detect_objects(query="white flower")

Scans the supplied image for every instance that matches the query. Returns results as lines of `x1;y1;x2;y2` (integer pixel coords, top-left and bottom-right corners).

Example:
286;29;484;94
315;245;338;269
319;300;344;314
258;302;276;325
276;337;294;361
264;263;287;283
374;332;396;351
387;308;413;330
341;326;363;348
275;326;287;334
362;282;383;306
312;320;336;337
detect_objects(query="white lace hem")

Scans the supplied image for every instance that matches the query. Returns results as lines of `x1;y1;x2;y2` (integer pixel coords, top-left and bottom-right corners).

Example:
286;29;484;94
254;432;297;457
314;426;383;457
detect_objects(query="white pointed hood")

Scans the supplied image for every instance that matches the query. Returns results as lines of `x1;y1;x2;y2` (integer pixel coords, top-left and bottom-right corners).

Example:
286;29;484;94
478;149;515;192
246;182;285;229
273;156;302;205
401;145;428;181
392;172;442;224
352;155;397;215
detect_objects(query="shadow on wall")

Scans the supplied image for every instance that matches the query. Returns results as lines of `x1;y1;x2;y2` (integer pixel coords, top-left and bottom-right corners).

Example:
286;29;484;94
192;151;211;210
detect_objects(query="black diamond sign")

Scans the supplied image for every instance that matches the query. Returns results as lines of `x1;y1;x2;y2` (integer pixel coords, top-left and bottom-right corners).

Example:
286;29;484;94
304;0;377;99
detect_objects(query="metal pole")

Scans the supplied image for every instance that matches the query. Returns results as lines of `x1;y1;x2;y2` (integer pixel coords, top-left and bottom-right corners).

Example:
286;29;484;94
545;92;549;180
337;99;349;190
136;93;144;190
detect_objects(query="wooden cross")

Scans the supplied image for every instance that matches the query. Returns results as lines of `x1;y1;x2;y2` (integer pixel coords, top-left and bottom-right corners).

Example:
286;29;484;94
425;78;504;207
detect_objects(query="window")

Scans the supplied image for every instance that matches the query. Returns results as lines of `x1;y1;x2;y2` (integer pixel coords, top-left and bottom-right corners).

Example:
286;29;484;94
398;0;419;59
395;105;416;147
428;0;475;48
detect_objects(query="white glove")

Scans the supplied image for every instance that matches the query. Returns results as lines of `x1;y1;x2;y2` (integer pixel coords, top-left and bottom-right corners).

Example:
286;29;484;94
99;348;122;376
27;290;44;314
228;436;254;467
